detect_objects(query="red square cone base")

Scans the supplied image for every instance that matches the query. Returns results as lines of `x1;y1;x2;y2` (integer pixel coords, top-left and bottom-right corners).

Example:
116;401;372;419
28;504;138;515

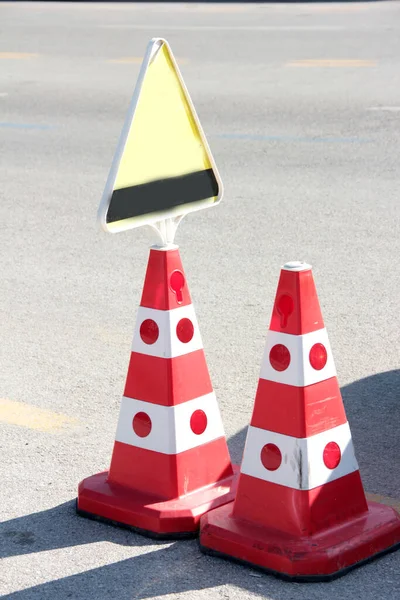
200;501;400;581
77;467;239;540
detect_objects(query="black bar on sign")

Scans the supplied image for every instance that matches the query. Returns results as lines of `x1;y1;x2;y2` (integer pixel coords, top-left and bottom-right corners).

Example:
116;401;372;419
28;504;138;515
106;169;219;223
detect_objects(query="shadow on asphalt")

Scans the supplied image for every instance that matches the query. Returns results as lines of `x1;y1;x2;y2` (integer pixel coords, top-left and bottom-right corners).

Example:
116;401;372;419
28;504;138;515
340;369;400;498
0;500;164;560
1;370;399;598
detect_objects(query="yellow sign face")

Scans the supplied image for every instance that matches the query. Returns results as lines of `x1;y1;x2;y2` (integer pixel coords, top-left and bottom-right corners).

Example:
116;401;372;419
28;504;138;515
98;38;223;233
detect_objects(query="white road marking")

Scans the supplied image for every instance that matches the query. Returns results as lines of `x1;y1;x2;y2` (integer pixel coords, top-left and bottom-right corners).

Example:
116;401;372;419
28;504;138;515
287;59;376;67
99;24;351;32
368;106;400;112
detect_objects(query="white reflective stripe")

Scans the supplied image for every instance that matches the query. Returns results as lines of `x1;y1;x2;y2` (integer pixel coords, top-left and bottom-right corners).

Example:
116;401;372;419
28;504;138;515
259;328;336;387
132;304;203;358
115;393;226;454
240;423;358;491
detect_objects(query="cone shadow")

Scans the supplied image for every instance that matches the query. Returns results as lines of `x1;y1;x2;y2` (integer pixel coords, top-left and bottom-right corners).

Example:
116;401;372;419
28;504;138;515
0;500;162;560
341;369;400;498
2;535;398;600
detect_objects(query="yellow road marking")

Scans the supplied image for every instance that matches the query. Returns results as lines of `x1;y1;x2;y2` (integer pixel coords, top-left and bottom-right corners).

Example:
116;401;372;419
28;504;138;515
366;492;400;513
0;398;78;433
107;57;189;65
287;59;377;68
0;52;38;60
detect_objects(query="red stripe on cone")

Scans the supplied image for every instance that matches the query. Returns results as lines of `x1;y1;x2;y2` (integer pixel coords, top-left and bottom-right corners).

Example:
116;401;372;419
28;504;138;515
109;438;233;498
140;247;192;310
269;266;324;335
233;471;368;536
124;350;213;406
251;377;347;438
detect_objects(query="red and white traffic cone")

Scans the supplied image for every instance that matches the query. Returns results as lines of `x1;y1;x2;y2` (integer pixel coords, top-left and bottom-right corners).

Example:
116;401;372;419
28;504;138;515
200;261;400;579
77;245;238;538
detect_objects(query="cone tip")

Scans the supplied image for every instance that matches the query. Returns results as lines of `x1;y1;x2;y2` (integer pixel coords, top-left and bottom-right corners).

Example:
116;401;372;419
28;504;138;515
282;261;312;272
151;243;179;252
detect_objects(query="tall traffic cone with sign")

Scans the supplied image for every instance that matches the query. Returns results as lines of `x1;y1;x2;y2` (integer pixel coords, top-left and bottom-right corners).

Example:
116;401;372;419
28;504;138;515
200;261;400;579
77;245;238;538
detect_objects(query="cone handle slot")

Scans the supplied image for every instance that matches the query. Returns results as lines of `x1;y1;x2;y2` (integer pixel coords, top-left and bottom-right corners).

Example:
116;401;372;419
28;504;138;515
170;270;185;304
276;294;294;328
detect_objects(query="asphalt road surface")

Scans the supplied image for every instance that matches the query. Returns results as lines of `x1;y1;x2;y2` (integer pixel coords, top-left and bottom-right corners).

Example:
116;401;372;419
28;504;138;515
0;2;399;599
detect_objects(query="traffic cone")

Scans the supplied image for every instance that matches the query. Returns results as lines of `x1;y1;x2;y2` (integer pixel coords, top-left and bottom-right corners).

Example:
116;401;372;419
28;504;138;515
200;261;400;579
77;245;238;538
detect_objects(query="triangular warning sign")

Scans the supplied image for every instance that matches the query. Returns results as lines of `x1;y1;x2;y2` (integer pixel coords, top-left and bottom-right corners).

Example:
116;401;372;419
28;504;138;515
98;38;223;233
